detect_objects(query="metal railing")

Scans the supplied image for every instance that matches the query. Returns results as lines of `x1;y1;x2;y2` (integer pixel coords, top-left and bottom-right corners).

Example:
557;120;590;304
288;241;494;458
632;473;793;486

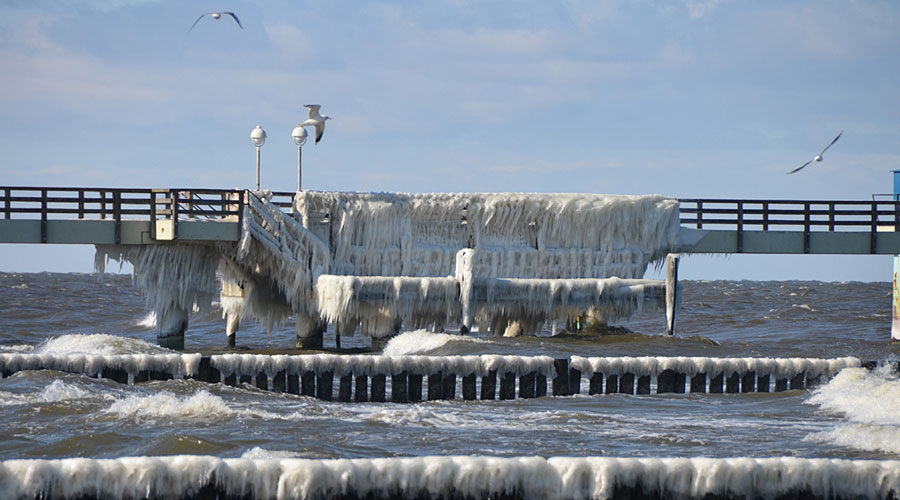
679;199;900;253
0;187;243;244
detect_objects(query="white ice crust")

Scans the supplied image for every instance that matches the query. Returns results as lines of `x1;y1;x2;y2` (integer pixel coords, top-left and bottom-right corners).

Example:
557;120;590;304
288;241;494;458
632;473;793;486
1;455;898;500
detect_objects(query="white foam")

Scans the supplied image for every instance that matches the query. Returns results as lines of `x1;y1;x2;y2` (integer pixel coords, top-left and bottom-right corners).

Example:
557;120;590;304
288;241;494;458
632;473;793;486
804;365;900;453
32;334;167;356
382;330;486;356
105;390;235;422
137;312;157;328
240;447;306;460
37;380;93;403
1;456;899;499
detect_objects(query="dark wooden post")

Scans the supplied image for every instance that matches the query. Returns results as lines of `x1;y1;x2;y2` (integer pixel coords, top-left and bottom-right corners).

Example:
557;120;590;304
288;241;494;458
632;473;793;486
757;374;770;393
789;372;805;390
605;374;619;394
519;372;536;399
736;201;744;253
536;374;547;397
408;374;423;402
40;189;48;243
657;370;675;393
287;374;300;395
481;371;497;400
301;372;315;396
690;373;706;393
725;373;740;393
462;374;477;400
499;372;516;400
224;373;237;386
78;190;85;219
428;372;443;400
674;372;686;394
442;373;456;400
239;375;252;385
568;368;581;395
273;371;287;393
740;371;755;393
371;374;386;402
355;375;368;402
709;373;724;393
619;373;635;394
316;371;334;400
392;372;408;403
552;359;569;396
774;377;788;392
101;367;129;384
803;202;811;253
113;190;121;244
339;374;353;402
589;373;603;395
871;201;878;254
637;375;651;394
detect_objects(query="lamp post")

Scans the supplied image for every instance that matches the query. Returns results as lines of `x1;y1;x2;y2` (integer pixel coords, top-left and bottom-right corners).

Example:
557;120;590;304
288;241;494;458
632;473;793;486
292;125;308;192
250;125;267;191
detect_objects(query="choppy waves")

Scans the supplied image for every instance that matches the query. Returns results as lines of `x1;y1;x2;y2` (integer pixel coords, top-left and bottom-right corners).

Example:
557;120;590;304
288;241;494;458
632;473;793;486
805;365;900;454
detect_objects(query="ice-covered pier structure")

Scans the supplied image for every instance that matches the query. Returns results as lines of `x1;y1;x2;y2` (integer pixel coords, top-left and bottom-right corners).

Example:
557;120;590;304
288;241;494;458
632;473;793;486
4;187;900;348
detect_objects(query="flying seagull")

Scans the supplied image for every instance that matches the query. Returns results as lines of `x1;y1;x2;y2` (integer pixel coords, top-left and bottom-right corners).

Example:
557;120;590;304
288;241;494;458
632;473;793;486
787;130;843;174
189;12;244;32
301;104;331;144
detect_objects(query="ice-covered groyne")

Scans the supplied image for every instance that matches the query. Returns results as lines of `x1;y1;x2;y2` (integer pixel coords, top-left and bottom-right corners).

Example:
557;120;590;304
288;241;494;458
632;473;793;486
0;353;864;403
95;191;683;345
2;455;899;500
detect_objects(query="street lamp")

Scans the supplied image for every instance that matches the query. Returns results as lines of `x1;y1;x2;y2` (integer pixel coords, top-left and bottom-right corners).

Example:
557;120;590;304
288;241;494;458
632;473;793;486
291;125;308;192
250;125;267;191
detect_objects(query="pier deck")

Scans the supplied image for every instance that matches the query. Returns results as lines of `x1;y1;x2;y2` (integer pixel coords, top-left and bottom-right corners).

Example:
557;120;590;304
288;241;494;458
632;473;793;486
3;187;899;255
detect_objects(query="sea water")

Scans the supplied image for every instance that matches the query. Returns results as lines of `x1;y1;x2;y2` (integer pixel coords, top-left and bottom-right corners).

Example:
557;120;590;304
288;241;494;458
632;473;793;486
0;273;898;485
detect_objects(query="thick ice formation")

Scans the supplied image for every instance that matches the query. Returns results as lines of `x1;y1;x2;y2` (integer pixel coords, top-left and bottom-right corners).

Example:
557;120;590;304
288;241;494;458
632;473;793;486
2;456;898;500
295;191;680;279
0;353;201;379
568;356;861;379
95;191;681;338
209;353;557;378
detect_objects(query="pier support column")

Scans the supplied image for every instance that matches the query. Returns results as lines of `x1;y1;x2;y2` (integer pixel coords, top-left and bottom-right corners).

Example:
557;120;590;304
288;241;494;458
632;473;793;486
295;312;324;350
225;313;240;347
157;305;188;350
220;281;245;348
666;253;681;337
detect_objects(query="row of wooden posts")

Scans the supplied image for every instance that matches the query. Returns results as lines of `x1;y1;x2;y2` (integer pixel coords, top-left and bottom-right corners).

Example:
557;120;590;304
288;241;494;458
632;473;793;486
6;357;871;404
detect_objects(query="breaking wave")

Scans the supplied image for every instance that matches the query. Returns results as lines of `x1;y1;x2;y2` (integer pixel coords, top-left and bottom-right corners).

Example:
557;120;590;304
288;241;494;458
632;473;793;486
804;365;900;454
382;330;487;356
32;334;169;356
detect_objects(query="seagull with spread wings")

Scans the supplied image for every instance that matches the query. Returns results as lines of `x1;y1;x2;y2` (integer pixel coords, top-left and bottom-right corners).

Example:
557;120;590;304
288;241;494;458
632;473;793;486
301;105;331;144
787;130;843;175
189;12;244;32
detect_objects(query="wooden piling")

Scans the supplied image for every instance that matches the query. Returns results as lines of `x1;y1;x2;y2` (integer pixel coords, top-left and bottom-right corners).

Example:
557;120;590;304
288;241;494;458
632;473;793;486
520;372;536;399
589;373;603;395
101;367;129;385
224;374;237;386
569;369;582;395
481;370;497;400
619;373;635;394
725;373;740;393
605;374;619;394
552;359;569;396
674;372;686;393
239;375;252;386
790;372;806;390
462;374;477;400
409;374;423;402
757;374;770;393
355;375;368;402
499;372;516;400
442;373;456;400
709;373;724;393
536;374;547;398
273;370;287;393
287;374;300;395
339;374;352;402
150;370;172;381
197;357;213;383
741;371;755;393
392;372;409;403
316;371;334;401
666;253;680;336
775;377;788;392
301;372;315;396
254;372;268;391
371;374;386;402
690;373;706;393
657;369;675;393
637;375;651;395
428;372;443;400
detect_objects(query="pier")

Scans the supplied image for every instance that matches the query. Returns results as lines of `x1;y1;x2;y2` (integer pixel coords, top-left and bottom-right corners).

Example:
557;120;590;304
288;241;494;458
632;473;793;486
3;186;900;347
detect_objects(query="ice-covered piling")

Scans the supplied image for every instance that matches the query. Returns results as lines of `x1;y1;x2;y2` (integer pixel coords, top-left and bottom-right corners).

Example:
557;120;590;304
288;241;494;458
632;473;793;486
2;455;900;500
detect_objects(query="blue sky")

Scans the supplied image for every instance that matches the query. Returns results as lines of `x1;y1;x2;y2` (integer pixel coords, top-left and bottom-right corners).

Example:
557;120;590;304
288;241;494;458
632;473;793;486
0;0;898;280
